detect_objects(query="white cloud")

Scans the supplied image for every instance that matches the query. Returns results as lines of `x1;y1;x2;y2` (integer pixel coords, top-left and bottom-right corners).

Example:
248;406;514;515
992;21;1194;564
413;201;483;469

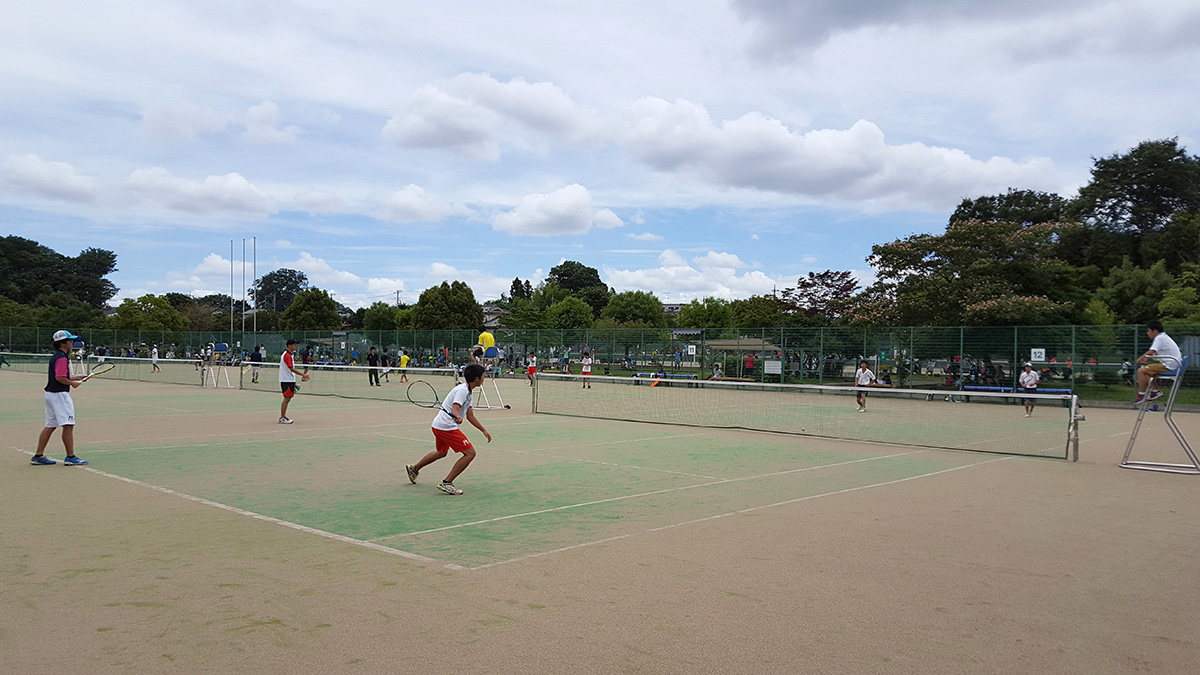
378;184;466;223
626;97;1062;210
382;86;500;160
1;154;99;203
800;255;817;264
425;262;511;301
692;251;749;269
604;250;785;302
165;253;237;294
140;104;230;141
366;277;405;295
243;100;300;144
125;167;277;215
628;232;663;241
289;251;363;287
294;188;347;213
274;239;296;249
493;184;621;236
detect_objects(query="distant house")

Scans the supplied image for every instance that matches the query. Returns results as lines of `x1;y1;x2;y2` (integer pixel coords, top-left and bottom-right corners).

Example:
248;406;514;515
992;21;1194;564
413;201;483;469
482;304;511;330
663;303;683;313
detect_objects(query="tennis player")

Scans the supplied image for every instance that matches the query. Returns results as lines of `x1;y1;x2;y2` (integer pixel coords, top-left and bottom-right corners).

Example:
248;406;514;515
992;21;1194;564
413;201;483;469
1135;320;1182;404
31;330;88;466
1019;363;1040;417
399;349;409;382
278;339;310;424
249;345;263;383
855;360;876;413
581;350;593;389
151;344;161;373
526;351;537;387
405;363;492;495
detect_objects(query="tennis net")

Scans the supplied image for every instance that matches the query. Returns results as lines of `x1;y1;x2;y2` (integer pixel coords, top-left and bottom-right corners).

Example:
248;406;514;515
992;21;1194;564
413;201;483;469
241;361;461;402
533;373;1079;459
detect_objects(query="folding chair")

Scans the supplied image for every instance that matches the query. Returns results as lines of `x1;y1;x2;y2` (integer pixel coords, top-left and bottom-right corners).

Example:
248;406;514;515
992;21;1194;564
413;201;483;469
1121;356;1197;474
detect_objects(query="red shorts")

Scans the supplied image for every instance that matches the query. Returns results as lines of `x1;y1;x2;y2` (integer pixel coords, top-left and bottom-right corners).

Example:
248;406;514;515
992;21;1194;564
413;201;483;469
527;366;536;375
432;427;473;454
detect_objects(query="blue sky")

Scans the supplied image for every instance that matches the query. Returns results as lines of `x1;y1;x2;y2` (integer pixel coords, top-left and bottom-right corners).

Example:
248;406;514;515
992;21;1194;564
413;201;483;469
2;1;1198;308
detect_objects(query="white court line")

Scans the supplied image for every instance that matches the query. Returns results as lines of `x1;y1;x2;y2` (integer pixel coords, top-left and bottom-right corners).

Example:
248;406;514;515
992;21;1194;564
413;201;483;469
470;455;1013;570
77;419;442;449
375;431;722;481
9;447;461;571
371;450;920;542
81;429;401;453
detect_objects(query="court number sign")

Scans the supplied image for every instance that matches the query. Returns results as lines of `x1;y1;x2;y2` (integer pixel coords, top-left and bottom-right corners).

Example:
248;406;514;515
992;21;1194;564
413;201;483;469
1030;348;1046;362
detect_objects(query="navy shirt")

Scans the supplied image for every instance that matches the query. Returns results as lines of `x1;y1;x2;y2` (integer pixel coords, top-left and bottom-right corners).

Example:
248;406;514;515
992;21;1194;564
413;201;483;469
46;351;71;393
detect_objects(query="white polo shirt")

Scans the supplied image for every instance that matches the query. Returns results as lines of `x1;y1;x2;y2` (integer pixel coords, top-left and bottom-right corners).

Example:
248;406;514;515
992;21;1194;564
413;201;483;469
1149;333;1182;371
1019;370;1039;389
855;368;875;386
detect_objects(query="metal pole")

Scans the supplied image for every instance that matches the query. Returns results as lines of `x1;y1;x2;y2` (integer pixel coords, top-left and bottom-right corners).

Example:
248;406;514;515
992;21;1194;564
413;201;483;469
253;237;256;334
229;240;234;335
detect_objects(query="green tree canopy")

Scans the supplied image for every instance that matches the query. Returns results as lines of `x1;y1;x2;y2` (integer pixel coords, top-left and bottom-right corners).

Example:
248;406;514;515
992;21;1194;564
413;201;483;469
778;270;860;322
601;290;665;327
411;281;484;330
280;289;342;330
677;297;734;328
0;297;36;327
0;236;118;309
105;294;189;331
545;296;595;328
731;295;788;328
363;301;399;330
1071;138;1200;236
251;268;310;311
547;261;603;293
847;219;1081;326
1093;259;1175;325
951;188;1069;227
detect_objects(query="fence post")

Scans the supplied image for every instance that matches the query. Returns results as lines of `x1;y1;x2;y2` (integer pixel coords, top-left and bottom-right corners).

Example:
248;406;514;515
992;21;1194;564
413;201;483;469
959;326;964;391
818;327;825;385
1071;325;1077;390
1013;326;1019;390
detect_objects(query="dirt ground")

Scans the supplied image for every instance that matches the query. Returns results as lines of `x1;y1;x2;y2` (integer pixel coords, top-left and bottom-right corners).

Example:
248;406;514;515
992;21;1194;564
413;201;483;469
1;372;1198;674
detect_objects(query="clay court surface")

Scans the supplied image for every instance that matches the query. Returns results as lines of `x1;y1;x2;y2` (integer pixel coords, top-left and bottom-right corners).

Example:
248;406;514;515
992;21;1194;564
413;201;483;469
2;370;1198;674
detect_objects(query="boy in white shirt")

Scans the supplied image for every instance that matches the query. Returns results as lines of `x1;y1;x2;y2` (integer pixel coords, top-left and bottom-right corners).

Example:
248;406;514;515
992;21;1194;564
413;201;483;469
855;360;876;412
1135;320;1182;405
406;363;492;495
1019;362;1040;418
581;350;593;389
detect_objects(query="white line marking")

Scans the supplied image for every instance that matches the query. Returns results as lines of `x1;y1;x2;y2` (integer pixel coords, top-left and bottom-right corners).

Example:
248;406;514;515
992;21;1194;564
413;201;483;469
371;451;920;542
470;456;1012;570
9;448;461;570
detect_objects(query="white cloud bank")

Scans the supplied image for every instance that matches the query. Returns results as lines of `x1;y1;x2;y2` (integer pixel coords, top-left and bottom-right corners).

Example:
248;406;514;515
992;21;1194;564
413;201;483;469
125;167;277;215
627;97;1061;210
603;249;784;302
1;154;99;203
493;184;624;236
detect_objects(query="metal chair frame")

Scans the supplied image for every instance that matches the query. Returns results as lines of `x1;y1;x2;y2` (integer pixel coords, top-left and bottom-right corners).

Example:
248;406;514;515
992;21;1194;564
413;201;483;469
1122;356;1197;475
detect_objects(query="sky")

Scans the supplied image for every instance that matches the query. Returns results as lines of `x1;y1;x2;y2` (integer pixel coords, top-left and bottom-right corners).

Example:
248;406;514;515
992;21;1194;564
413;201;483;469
2;0;1199;309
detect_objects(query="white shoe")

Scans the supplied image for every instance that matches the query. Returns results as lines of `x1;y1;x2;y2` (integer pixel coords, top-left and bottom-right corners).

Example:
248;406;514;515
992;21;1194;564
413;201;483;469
279;417;293;424
1024;413;1031;418
436;481;463;495
857;407;866;413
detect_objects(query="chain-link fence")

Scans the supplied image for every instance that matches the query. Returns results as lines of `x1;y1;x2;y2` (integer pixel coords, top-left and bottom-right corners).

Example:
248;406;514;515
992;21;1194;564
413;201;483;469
2;324;1196;398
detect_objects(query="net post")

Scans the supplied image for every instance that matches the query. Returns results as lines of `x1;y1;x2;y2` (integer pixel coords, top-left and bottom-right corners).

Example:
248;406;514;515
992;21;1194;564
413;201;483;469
1070;395;1080;462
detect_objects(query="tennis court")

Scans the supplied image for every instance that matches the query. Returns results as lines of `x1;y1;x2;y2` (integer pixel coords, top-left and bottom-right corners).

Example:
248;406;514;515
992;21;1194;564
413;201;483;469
2;367;1198;674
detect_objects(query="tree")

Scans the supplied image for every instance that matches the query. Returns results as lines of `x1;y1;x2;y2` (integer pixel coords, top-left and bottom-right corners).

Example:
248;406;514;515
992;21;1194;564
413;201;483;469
1157;263;1200;322
1071;138;1200;236
509;277;531;301
1140;211;1200;274
731;295;787;328
0;297;36;326
280;289;342;330
105;294;189;331
251;268;310;311
34;292;103;328
951;189;1069;227
363;301;399;330
395;307;414;330
547;261;604;293
0;236;118;309
677;297;734;328
778;270;860;321
545;297;594;328
411;281;484;330
601;291;665;327
1092;259;1175;325
576;285;612;318
846;219;1081;326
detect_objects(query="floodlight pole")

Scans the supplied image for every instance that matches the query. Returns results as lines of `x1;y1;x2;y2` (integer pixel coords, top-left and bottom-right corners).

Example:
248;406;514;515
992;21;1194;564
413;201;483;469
253;237;257;334
230;240;235;335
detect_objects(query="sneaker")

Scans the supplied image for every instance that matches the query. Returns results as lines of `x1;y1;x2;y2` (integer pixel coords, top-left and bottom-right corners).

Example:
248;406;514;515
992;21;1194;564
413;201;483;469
406;464;418;484
1148;390;1164;401
279;417;294;424
1024;413;1031;418
63;455;88;466
1133;393;1146;405
857;408;867;413
30;455;56;465
436;480;463;495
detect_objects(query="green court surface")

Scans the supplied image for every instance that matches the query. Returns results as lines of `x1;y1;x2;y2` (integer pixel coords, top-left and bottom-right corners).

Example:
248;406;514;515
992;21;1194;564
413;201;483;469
2;371;998;569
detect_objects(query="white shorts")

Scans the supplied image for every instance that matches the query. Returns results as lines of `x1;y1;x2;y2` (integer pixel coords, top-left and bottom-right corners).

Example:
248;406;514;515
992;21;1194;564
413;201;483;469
44;391;76;427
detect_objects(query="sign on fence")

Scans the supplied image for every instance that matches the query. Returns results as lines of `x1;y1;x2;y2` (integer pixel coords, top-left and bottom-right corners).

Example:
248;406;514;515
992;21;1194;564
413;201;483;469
1031;348;1046;362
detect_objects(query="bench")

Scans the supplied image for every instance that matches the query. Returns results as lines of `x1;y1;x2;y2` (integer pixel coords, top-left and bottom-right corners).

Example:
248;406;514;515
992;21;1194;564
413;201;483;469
633;373;698;380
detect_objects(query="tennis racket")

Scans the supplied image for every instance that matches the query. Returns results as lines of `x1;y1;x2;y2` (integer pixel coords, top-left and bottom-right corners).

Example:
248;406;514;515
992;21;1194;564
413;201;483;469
81;363;116;381
407;380;458;423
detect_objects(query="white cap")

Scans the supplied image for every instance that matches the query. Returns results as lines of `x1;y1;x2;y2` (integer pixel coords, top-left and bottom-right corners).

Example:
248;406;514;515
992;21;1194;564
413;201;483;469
1024;362;1033;367
52;330;79;342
